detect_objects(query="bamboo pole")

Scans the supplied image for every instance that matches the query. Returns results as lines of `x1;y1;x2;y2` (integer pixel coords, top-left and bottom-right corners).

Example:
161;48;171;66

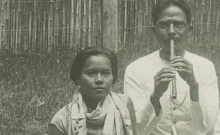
131;0;135;48
80;0;84;49
127;0;130;49
124;0;127;49
103;0;118;51
54;0;59;52
48;1;53;52
94;0;97;47
76;0;80;50
100;0;103;48
118;0;121;49
84;0;89;47
62;1;65;52
82;0;86;48
88;0;91;47
70;0;74;52
91;0;94;46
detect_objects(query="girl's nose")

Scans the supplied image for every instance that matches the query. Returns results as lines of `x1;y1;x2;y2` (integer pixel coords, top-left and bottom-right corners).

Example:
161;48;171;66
94;74;103;84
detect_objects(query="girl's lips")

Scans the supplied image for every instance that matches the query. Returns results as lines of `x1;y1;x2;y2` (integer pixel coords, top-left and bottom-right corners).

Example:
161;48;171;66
94;87;105;91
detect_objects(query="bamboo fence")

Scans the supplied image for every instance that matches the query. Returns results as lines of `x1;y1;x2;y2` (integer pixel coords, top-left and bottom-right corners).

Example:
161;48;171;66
0;0;220;54
117;0;220;52
0;0;103;54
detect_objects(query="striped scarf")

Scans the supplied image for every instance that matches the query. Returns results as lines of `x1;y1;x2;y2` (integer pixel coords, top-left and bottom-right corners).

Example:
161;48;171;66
67;89;133;135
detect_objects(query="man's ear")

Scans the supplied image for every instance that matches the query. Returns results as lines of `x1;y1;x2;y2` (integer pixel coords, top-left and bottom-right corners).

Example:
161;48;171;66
188;25;193;37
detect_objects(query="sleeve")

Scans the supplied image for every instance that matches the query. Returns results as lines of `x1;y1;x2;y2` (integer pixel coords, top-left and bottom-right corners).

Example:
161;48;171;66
190;62;219;133
50;106;69;135
213;114;220;135
206;114;220;135
123;65;163;135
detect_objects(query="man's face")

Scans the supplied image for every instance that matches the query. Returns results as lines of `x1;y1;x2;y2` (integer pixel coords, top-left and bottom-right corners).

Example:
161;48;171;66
153;5;190;52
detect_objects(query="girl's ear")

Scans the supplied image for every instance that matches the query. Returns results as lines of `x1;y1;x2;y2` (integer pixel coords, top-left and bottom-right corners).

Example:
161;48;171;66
74;79;79;86
77;80;80;85
76;80;81;87
151;26;156;34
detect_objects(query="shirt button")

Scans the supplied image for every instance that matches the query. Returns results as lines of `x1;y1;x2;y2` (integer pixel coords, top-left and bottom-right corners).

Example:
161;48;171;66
173;106;176;110
173;119;177;124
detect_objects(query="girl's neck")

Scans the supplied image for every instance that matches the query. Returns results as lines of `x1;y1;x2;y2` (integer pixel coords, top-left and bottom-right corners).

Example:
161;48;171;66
82;95;101;112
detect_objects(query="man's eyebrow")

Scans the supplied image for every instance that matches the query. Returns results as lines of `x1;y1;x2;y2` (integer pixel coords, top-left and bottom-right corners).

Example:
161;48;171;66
158;17;186;21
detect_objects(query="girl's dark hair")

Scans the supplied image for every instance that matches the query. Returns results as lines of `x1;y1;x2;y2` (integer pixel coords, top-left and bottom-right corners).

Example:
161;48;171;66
70;46;118;84
152;0;191;24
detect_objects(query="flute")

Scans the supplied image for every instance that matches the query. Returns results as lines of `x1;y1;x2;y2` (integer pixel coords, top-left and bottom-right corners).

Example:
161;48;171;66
170;23;177;99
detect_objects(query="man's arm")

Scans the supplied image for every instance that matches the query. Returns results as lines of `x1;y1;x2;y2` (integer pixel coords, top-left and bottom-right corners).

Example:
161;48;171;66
123;66;163;135
190;62;219;133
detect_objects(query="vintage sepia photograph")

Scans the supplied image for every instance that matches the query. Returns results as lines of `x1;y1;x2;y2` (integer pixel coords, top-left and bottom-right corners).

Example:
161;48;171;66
0;0;220;135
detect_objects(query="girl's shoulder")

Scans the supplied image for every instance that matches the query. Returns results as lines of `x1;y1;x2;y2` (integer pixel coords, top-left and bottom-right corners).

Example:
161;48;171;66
111;92;129;105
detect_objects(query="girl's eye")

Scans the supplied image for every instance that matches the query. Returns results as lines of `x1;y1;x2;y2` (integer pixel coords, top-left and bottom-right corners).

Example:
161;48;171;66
86;71;96;75
102;71;111;75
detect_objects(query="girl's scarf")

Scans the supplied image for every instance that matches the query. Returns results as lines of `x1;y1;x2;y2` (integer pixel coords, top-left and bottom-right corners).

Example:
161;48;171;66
68;89;133;135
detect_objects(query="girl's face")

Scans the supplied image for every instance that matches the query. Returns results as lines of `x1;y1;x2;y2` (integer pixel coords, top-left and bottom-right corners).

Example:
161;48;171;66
77;55;114;102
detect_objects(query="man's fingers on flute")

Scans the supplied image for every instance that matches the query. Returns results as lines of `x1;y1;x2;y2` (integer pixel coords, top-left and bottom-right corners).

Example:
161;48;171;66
160;68;175;73
158;74;175;80
175;68;192;75
170;56;183;59
161;78;175;82
171;57;192;66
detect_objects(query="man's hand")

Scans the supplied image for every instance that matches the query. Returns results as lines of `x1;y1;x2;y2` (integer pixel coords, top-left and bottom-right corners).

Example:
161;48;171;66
170;56;199;101
153;67;176;98
151;67;176;115
170;56;198;88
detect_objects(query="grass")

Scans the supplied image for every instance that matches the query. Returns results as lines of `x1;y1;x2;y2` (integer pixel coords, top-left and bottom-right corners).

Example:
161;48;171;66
0;44;220;135
0;52;75;135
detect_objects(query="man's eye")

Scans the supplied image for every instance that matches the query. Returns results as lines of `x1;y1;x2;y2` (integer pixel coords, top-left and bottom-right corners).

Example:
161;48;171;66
174;21;186;28
158;21;169;28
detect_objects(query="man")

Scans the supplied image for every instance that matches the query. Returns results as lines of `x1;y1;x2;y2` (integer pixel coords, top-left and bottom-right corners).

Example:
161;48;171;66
207;114;220;135
123;0;219;135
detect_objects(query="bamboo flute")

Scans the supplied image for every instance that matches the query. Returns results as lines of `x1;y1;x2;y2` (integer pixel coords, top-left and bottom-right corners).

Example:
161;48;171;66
170;23;177;99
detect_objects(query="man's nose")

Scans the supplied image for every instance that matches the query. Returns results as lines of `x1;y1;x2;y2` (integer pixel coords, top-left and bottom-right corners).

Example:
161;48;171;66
167;24;176;37
94;74;103;84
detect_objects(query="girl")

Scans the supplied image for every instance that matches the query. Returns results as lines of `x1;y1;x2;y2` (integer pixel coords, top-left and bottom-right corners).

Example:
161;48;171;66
49;46;137;135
